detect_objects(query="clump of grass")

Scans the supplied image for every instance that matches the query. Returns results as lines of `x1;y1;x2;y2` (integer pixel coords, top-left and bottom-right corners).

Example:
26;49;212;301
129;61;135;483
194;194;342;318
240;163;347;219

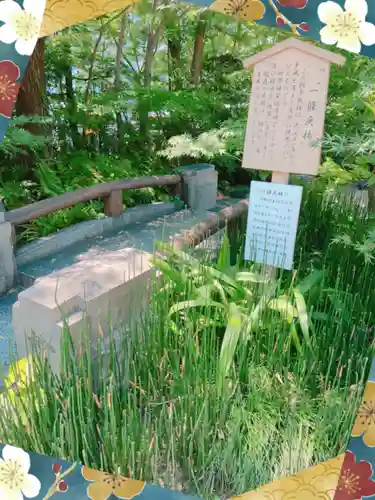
0;186;373;499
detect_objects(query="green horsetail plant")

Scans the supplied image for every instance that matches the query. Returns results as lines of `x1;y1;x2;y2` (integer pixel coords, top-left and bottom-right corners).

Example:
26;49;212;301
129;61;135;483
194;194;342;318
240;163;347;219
0;189;374;498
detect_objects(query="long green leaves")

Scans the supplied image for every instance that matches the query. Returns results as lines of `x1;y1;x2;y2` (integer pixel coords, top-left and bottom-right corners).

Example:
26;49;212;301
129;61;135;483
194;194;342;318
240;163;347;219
217;302;242;396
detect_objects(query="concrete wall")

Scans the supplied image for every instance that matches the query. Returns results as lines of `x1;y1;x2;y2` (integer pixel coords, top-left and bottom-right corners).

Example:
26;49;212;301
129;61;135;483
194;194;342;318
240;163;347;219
0;208;16;297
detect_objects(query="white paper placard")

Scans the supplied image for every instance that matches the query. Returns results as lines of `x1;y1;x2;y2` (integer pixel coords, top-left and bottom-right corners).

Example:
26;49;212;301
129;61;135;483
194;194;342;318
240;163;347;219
244;181;303;270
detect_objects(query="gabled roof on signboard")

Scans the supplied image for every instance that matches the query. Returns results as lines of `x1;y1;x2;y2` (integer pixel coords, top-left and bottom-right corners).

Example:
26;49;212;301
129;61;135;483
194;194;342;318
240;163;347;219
243;38;346;69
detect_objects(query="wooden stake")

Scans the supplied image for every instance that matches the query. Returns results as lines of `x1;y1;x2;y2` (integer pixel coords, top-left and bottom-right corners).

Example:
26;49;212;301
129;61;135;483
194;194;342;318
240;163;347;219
271;171;289;185
261;171;290;287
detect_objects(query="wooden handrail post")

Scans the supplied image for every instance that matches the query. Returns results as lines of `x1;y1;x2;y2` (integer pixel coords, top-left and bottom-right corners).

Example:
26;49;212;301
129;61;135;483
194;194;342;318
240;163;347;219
171;175;184;203
104;190;124;217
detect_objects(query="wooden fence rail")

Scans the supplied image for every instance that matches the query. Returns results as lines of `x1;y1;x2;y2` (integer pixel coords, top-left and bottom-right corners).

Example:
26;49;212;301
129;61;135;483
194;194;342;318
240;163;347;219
5;174;182;226
173;199;248;249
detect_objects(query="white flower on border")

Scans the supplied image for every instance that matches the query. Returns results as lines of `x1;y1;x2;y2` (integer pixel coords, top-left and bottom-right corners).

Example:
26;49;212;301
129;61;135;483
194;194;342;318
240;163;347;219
318;0;375;54
0;0;46;56
0;445;41;499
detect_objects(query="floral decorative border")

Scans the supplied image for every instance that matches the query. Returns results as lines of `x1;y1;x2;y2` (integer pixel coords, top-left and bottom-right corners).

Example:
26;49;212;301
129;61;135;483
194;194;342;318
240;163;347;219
39;0;375;59
0;0;47;142
1;1;375;499
0;444;199;499
210;0;375;58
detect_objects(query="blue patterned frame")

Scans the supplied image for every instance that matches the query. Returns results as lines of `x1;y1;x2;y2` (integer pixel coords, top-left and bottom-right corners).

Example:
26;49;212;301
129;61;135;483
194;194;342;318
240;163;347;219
1;0;375;499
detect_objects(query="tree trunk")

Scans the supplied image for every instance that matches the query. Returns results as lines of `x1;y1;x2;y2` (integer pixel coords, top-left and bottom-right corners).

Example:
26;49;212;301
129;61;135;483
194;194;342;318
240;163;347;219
16;37;46;131
168;37;181;90
138;0;163;140
138;28;161;138
191;15;207;87
115;11;127;153
65;65;81;150
58;78;67;153
81;29;104;146
15;37;47;169
368;183;375;213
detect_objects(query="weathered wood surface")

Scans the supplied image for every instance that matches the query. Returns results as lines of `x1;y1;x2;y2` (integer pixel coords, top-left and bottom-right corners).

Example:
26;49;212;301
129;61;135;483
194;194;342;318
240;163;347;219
172;199;248;249
5;175;181;226
103;190;124;217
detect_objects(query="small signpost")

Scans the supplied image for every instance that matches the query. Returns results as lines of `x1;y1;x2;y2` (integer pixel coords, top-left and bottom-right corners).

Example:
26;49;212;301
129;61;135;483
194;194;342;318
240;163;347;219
242;38;345;271
244;182;303;271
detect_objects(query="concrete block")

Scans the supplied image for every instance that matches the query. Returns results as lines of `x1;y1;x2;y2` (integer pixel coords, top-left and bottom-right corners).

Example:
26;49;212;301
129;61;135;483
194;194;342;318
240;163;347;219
181;165;218;212
0;222;16;296
13;247;155;373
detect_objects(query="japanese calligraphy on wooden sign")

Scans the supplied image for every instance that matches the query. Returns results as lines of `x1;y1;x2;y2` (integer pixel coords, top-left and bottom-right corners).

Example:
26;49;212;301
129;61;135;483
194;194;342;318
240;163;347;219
245;181;303;271
242;38;345;176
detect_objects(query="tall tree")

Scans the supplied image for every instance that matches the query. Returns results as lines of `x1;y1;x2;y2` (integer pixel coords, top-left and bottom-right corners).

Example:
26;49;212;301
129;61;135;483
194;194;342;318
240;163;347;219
82;25;105;145
15;37;48;167
165;4;188;91
138;0;164;139
168;34;181;90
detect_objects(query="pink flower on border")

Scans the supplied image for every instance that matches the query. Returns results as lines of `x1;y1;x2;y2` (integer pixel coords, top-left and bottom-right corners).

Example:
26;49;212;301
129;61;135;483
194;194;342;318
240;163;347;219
335;451;375;500
0;60;21;118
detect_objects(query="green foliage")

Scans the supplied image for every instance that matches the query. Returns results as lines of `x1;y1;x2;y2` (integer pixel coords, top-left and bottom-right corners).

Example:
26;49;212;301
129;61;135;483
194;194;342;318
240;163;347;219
0;115;50;158
153;238;319;359
0;153;171;242
318;157;363;186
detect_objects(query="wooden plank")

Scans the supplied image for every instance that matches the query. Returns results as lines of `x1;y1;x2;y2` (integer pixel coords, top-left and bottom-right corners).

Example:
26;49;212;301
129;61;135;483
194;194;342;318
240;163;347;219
6;175;181;226
171;178;184;202
172;199;249;250
272;171;289;184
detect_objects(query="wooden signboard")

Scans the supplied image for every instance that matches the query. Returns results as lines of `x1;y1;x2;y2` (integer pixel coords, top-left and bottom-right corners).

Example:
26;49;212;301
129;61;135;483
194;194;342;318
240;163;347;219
242;38;345;271
242;38;345;176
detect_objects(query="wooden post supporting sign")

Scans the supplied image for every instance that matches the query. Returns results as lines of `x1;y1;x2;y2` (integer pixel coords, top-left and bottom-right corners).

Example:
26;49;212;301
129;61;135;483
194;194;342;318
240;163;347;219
242;38;345;272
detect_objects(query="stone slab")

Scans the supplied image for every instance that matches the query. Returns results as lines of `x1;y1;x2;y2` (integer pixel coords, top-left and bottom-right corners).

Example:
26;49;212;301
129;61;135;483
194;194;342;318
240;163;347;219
4;198;239;369
13;248;154;373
